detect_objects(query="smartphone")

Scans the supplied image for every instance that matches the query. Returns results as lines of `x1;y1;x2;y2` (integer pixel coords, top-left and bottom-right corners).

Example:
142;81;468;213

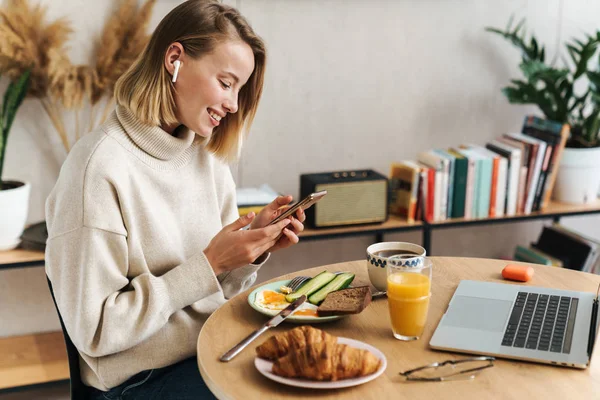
268;191;327;225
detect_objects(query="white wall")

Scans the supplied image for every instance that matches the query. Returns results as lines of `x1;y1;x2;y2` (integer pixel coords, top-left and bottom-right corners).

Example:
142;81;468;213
2;0;600;337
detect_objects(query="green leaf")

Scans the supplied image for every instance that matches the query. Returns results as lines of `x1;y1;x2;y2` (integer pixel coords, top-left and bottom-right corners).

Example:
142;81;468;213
583;110;600;143
514;18;526;36
588;71;600;89
485;19;545;63
505;15;515;32
0;68;31;183
568;36;598;79
2;68;31;134
531;37;539;58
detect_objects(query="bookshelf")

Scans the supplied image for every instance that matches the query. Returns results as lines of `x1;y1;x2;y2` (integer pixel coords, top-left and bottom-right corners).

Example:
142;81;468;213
421;199;600;255
298;199;600;254
1;199;599;392
0;248;45;269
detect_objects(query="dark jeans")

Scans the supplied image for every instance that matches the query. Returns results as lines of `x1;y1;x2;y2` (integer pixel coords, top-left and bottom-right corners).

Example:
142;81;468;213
89;357;217;400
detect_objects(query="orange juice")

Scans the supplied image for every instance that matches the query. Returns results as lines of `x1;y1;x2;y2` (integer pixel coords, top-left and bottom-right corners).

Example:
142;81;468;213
387;272;431;338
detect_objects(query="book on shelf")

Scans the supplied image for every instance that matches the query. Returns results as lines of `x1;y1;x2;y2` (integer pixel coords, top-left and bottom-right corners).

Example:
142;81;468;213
526;245;565;267
456;147;490;219
417;151;450;222
448;148;473;219
496;136;529;214
389;161;420;222
463;144;505;218
477;146;508;218
451;148;476;219
532;225;599;272
521;116;570;210
547;224;600;273
415;162;436;222
504;133;547;214
433;149;457;219
514;245;554;266
414;168;428;222
486;140;520;217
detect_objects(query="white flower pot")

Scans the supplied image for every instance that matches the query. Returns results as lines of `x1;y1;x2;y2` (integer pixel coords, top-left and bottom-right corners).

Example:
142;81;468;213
553;147;600;204
0;181;31;251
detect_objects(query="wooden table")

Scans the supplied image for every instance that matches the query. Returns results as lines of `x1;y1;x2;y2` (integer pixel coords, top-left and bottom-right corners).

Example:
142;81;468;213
202;257;600;399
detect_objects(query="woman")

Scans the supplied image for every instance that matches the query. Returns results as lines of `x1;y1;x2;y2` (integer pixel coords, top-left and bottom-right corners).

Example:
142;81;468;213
45;1;303;398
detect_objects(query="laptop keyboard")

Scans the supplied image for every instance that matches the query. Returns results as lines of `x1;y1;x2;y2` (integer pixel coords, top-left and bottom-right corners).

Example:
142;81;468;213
501;292;578;353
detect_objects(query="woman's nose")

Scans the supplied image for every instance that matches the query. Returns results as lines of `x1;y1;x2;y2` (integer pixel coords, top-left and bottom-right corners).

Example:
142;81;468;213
223;94;238;114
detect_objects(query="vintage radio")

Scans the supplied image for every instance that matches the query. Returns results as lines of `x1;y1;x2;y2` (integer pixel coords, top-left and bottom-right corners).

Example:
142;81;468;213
300;169;388;228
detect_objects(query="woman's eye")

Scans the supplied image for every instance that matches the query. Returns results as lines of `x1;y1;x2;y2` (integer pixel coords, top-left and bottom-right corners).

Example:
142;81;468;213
220;80;231;89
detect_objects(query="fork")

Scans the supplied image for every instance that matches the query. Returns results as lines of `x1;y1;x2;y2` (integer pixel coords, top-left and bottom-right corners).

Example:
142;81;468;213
286;276;311;292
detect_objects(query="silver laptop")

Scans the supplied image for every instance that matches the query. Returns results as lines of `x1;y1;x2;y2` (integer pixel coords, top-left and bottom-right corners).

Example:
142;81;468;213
430;280;600;369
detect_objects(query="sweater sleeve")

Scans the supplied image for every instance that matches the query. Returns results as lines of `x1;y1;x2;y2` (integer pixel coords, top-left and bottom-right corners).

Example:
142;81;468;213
45;226;222;357
215;165;269;298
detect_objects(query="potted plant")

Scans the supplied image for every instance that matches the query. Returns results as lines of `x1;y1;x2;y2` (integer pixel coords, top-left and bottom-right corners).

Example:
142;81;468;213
486;18;600;204
0;69;31;250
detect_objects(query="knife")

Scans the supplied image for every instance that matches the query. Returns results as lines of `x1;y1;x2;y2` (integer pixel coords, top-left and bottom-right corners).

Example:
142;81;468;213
219;295;307;362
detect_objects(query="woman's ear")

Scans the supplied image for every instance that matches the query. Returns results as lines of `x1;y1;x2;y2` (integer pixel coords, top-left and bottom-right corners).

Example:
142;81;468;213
165;42;184;79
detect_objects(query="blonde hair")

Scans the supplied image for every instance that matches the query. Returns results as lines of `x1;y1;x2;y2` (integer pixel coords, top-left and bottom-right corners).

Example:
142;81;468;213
114;0;266;161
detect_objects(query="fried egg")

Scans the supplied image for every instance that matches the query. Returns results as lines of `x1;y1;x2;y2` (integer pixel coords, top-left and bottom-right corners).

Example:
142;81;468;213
254;289;319;316
254;290;290;311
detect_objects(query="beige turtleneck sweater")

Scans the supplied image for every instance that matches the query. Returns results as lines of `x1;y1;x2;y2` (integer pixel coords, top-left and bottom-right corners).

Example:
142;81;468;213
45;105;267;390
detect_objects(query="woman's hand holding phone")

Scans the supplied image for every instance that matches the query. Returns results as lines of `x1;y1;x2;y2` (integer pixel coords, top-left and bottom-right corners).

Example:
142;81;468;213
203;195;305;275
251;195;305;253
203;211;294;275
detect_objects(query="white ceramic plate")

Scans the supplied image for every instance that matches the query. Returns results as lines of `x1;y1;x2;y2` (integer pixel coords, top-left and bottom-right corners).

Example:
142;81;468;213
247;279;344;323
254;337;387;389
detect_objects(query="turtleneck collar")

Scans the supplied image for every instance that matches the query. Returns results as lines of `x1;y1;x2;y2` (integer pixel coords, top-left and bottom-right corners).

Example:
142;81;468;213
114;105;197;161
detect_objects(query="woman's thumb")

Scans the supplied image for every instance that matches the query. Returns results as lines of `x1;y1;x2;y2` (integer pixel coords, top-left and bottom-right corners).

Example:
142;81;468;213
226;212;255;231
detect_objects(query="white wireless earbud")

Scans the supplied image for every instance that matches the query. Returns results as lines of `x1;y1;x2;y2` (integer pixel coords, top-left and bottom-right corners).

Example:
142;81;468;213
172;60;181;83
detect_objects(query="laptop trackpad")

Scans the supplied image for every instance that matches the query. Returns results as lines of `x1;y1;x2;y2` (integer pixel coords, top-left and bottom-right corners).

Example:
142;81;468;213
444;296;512;332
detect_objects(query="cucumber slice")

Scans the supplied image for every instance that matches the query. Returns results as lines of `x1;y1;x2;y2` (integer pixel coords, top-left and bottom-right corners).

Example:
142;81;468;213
308;272;355;305
285;271;336;303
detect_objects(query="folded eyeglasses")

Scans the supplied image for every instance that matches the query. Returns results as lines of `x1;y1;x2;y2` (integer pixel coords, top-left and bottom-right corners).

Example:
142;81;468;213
399;356;495;382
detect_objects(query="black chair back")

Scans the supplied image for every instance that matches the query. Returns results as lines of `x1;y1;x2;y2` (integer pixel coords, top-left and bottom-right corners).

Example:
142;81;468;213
47;277;91;400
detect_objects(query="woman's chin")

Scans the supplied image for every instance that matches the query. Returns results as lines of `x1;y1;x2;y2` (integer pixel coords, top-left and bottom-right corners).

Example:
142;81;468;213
193;125;213;138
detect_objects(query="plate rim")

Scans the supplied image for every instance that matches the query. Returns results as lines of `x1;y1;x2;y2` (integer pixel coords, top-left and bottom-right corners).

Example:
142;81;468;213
254;336;387;389
247;279;343;323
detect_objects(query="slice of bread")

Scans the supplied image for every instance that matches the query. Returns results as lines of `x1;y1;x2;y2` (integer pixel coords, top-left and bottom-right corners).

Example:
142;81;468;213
317;286;372;317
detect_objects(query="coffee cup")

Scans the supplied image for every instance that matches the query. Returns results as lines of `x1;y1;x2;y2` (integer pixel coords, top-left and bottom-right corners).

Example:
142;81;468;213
366;242;426;291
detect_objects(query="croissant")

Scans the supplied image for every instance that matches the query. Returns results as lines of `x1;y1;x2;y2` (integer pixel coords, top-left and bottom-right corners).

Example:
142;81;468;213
272;341;381;381
255;326;336;360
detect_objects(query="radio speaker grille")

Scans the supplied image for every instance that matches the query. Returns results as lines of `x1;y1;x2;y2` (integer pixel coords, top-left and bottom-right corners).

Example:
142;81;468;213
314;181;387;226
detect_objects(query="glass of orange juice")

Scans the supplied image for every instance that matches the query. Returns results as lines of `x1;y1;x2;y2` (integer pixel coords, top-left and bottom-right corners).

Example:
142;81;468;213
386;257;432;341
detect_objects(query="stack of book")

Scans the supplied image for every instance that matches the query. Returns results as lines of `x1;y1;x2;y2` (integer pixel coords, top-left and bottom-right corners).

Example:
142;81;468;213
19;221;48;251
513;224;600;273
237;184;279;217
388;115;570;222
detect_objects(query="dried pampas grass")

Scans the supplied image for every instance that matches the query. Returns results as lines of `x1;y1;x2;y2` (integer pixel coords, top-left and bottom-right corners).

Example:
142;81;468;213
0;0;156;153
0;0;72;98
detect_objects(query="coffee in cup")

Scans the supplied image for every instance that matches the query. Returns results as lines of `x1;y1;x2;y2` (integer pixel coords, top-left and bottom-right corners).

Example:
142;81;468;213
366;242;426;291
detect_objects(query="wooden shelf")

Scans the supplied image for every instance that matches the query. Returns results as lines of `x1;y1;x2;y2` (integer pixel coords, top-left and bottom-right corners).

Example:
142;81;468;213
0;248;45;269
0;332;69;391
299;214;422;240
428;199;600;228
